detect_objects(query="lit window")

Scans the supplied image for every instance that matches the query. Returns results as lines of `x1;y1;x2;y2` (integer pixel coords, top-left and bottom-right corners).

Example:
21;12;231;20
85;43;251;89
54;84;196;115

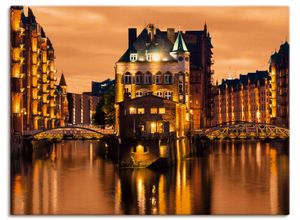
129;107;136;114
165;91;172;100
159;108;165;114
137;108;145;114
156;91;163;98
136;91;143;97
130;53;137;62
150;108;158;114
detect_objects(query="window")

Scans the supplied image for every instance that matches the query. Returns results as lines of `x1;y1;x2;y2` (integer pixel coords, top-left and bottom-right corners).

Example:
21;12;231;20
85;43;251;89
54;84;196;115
156;73;162;84
137;108;145;114
129;107;137;114
124;87;130;94
130;53;137;62
150;108;158;114
159;108;165;114
164;73;172;84
156;91;163;98
136;72;142;84
165;91;172;100
136;91;143;97
146;53;152;61
124;72;131;84
144;72;152;84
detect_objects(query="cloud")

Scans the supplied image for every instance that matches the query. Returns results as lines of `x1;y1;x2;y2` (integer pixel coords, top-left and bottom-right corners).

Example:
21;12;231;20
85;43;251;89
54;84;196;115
30;6;289;93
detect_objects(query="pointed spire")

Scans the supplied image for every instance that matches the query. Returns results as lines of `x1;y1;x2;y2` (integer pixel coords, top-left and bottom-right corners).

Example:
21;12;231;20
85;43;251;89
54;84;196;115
204;22;207;32
172;31;188;53
59;73;67;86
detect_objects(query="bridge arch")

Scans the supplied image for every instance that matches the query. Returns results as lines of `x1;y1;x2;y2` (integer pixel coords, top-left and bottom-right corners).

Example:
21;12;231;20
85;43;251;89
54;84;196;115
25;126;113;140
205;122;289;140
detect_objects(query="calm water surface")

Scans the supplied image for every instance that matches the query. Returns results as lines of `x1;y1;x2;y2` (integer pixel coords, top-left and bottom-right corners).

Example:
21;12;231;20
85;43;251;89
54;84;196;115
11;140;289;215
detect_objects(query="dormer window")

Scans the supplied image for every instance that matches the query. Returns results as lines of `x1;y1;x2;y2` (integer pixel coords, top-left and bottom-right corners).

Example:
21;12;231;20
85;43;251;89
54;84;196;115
130;53;137;62
146;53;152;61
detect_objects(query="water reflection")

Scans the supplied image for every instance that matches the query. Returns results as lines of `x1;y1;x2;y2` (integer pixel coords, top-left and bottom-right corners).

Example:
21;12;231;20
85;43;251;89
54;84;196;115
11;140;289;215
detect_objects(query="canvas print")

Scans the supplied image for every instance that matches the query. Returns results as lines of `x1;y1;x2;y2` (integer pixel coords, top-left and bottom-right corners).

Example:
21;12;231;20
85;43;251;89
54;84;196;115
10;6;289;215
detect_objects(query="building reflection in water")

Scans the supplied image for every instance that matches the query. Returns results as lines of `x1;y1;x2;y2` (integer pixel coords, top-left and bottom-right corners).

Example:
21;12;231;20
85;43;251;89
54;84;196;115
11;140;289;215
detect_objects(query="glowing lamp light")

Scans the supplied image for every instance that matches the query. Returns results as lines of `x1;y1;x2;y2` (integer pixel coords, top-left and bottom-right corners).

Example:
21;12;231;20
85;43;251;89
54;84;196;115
136;144;144;154
152;53;161;62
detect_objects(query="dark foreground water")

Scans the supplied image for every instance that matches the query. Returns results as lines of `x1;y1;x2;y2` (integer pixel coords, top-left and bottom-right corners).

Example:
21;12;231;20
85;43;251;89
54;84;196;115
11;140;289;215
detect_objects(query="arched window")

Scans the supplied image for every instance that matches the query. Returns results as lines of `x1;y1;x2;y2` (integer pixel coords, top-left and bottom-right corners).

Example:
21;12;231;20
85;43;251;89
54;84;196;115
130;53;137;62
124;72;131;84
155;72;162;84
156;91;164;98
144;72;152;85
136;72;142;85
136;89;151;98
136;91;143;97
164;72;172;84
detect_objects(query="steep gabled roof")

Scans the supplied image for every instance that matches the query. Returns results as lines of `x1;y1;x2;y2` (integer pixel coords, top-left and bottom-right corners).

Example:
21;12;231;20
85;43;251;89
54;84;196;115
172;31;189;53
59;73;67;86
118;25;176;62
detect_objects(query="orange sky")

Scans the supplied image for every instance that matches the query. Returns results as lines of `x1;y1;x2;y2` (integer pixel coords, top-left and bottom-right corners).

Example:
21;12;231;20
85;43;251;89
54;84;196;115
30;6;289;93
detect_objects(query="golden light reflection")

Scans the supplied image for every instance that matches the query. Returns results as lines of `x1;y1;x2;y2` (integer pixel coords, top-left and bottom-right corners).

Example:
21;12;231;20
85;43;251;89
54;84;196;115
12;175;25;214
114;177;122;214
256;142;262;169
158;175;166;214
136;175;145;214
175;161;191;214
270;148;279;214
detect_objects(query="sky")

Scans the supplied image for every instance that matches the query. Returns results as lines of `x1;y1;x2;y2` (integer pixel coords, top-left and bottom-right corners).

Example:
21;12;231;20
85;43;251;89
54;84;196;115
30;6;289;93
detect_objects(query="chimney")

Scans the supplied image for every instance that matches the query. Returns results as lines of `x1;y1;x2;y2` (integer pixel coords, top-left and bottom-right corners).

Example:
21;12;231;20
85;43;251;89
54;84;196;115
167;28;175;43
128;28;137;47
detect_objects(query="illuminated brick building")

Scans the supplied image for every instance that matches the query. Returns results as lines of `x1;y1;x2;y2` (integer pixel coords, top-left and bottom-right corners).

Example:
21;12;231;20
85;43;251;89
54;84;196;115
269;42;289;128
56;73;69;127
211;71;271;126
115;24;191;139
184;24;214;129
11;6;68;139
67;92;100;125
211;42;289;128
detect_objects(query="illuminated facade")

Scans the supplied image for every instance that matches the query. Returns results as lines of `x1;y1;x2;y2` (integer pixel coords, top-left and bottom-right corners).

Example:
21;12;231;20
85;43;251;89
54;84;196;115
269;42;289;128
211;71;271;126
115;24;191;139
11;6;68;138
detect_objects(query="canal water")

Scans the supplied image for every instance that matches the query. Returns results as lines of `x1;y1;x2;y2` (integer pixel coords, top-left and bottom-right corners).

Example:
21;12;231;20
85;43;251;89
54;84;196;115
11;140;289;215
